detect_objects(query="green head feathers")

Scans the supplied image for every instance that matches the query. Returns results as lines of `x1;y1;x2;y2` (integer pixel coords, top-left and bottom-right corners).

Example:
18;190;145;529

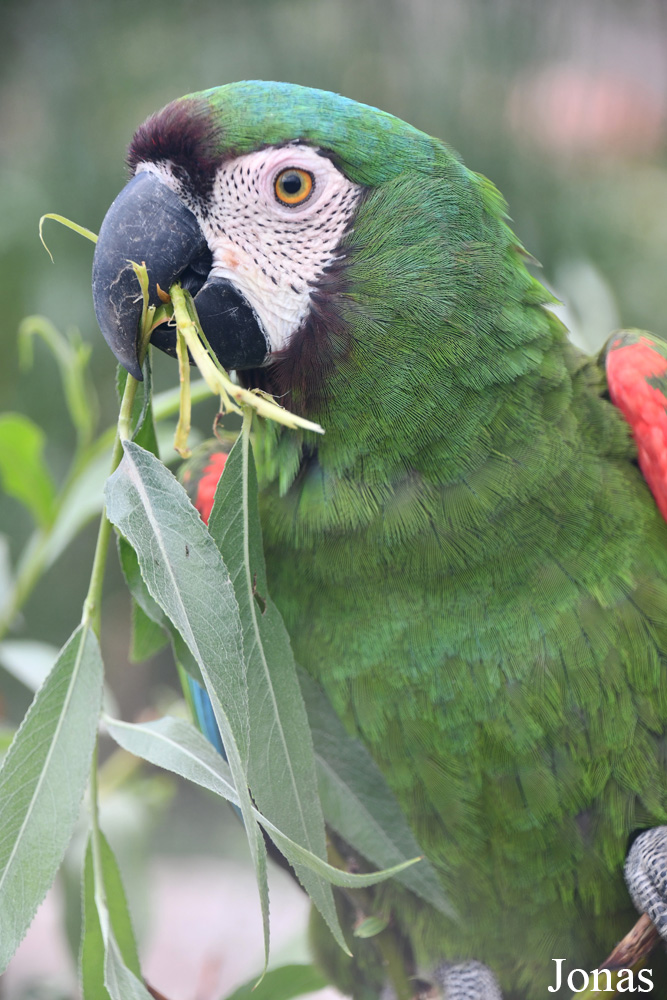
116;81;557;482
188;80;456;184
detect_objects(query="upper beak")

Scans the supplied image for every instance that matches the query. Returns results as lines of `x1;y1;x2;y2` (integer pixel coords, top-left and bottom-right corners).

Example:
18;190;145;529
92;171;269;380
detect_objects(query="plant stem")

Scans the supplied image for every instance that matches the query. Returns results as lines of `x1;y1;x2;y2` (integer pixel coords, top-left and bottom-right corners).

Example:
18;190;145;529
173;327;192;458
83;368;141;937
81;372;139;635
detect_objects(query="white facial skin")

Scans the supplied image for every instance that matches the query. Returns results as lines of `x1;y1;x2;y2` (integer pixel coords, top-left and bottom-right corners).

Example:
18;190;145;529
137;145;363;354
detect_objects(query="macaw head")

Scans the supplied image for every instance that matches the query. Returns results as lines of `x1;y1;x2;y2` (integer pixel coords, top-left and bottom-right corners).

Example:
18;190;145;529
93;81;552;456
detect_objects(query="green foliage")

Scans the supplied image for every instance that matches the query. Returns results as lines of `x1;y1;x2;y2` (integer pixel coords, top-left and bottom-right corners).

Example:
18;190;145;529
19;315;98;448
0;290;440;997
80;832;141;1000
0;413;58;528
223;964;328;1000
354;916;389;939
206;420;342;947
0;624;103;971
0;319;108;640
104;439;273;960
105;713;418;890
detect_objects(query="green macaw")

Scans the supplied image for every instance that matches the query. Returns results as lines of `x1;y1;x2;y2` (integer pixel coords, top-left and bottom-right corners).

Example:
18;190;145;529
91;81;667;998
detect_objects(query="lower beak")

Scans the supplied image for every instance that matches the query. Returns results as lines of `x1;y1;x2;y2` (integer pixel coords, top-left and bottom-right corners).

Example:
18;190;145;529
92;171;269;380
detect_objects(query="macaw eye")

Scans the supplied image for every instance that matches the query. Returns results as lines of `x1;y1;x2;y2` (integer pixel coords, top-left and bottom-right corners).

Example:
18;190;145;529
274;168;313;206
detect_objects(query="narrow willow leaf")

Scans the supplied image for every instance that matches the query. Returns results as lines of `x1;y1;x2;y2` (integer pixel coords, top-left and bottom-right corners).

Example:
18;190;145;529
104;936;154;1000
105;444;248;749
39;213;97;260
117;516;202;679
81;838;108;1000
207;423;346;950
81;833;141;1000
223;964;328;1000
0;624;103;971
117;536;171;665
129;601;169;663
0;414;57;528
105;715;420;889
104;443;269;961
118;531;196;672
169;629;203;686
117;536;165;628
299;669;454;918
354;916;390;939
18;316;98;447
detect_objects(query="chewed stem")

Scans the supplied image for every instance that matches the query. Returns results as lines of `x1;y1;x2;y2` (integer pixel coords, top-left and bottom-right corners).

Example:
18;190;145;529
174;327;192;458
168;283;325;445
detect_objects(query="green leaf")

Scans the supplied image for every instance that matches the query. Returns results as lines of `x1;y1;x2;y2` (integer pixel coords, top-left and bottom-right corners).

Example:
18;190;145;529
18;316;98;446
223;964;329;1000
105;715;421;890
207;420;345;951
169;628;203;685
0;623;104;972
353;916;389;939
0;414;57;528
117;536;165;628
299;669;454;919
39;212;98;256
104;442;269;963
81;832;142;1000
117;536;170;664
117;535;199;680
129;600;169;663
104;936;154;1000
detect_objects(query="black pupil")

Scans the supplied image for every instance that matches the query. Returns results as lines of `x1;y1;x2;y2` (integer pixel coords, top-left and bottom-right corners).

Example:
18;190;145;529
281;171;303;195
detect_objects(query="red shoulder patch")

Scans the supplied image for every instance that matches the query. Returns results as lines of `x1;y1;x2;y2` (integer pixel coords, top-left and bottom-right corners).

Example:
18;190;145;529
181;444;229;525
193;451;228;525
606;331;667;521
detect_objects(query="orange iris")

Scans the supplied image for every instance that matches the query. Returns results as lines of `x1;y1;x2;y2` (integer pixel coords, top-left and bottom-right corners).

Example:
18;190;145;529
274;168;313;205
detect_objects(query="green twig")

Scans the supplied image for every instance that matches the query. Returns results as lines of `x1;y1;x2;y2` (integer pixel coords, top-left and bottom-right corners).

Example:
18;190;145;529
173;327;192;458
81;372;139;635
82;366;142;950
169;283;324;436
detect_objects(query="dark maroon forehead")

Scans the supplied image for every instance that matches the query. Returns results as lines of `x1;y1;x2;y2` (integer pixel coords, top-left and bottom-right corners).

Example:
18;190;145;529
126;97;226;198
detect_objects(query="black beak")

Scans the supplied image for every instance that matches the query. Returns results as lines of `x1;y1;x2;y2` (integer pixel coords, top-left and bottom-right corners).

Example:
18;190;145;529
92;171;269;380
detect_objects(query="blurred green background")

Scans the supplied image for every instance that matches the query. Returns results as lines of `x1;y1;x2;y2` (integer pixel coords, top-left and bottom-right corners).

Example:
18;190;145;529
1;0;666;996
